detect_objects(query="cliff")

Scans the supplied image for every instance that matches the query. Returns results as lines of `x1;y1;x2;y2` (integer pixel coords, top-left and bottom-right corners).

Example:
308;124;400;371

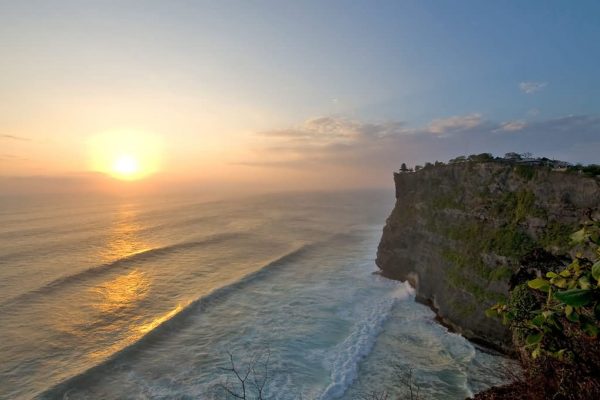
376;161;600;352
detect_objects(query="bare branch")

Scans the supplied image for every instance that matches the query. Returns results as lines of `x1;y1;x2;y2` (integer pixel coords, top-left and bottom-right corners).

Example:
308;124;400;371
218;349;273;400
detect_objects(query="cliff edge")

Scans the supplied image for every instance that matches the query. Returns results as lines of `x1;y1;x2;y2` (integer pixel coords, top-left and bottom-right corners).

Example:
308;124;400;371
376;161;600;352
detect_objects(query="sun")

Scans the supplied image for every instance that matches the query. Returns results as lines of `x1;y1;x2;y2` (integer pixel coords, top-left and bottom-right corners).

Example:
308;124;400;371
88;130;163;181
112;154;140;180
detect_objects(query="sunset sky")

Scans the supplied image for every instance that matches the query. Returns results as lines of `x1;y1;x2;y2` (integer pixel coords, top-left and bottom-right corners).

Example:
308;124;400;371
1;1;599;193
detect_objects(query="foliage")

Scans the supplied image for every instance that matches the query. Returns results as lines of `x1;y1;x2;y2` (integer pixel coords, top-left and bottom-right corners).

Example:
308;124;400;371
449;156;467;164
488;266;514;282
488;225;536;259
491;190;544;223
504;152;522;160
568;164;600;177
581;164;600;177
538;220;576;251
467;153;494;162
515;165;536;180
487;221;600;360
437;153;600;176
513;190;537;222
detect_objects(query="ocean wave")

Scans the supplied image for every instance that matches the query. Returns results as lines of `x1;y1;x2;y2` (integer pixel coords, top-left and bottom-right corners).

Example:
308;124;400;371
440;328;478;398
0;232;248;309
318;281;414;400
35;241;322;399
0;213;226;269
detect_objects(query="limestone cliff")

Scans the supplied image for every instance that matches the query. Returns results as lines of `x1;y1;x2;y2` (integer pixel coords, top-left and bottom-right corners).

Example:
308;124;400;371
376;161;600;352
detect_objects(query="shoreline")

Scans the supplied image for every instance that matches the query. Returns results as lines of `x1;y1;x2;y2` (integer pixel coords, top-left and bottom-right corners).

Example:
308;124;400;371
374;269;514;357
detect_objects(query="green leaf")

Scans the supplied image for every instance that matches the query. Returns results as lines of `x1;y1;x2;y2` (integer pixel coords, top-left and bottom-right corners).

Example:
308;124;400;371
528;278;550;292
567;311;579;322
553;278;567;288
526;332;544;346
502;311;515;325
553;349;567;361
582;323;599;338
592;261;600;282
546;271;558;279
531;314;545;327
579;276;592;290
531;346;541;359
559;269;572;278
565;305;573;316
571;228;586;244
554;288;595;307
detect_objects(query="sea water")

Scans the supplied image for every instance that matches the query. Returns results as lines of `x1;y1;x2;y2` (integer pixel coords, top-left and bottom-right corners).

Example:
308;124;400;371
0;190;515;399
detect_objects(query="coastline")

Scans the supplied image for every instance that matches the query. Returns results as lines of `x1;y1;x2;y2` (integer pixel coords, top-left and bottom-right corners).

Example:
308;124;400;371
376;269;512;357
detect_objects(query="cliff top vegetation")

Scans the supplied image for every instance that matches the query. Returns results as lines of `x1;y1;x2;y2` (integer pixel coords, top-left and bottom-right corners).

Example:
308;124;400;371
398;153;600;178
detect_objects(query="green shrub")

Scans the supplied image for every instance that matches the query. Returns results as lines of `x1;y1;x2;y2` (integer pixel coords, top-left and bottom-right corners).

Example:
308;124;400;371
487;221;600;360
488;225;536;259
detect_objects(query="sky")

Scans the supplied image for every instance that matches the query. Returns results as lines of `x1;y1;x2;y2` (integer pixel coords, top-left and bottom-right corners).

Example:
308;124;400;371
1;0;599;194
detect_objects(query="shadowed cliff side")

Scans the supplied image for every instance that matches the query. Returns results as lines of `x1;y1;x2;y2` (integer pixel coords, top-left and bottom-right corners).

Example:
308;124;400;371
376;160;600;352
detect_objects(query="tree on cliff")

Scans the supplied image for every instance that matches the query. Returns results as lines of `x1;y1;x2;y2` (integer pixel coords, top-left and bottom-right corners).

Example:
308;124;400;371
400;163;409;172
467;153;494;162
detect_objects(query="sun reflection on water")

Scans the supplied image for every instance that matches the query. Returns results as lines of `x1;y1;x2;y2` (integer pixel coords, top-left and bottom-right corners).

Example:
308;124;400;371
87;302;187;362
84;202;190;363
137;303;185;334
91;270;151;313
100;204;153;263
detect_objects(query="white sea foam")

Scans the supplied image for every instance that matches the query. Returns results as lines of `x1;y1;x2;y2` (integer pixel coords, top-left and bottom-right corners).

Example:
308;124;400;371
319;281;413;399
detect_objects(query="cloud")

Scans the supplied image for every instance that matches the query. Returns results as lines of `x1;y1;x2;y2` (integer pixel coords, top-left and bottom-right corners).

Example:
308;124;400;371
261;117;405;142
0;153;27;160
427;114;482;134
519;81;547;94
261;117;358;140
239;114;600;178
1;134;30;141
498;120;527;132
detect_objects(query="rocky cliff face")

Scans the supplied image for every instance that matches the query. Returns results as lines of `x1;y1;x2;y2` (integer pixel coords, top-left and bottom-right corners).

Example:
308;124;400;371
376;162;600;352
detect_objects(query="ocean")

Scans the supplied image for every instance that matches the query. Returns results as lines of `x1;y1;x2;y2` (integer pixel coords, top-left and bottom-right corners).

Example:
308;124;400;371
0;190;514;399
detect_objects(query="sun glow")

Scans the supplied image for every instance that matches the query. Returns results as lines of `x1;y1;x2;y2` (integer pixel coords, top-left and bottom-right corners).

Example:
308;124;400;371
113;155;140;179
88;130;163;181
